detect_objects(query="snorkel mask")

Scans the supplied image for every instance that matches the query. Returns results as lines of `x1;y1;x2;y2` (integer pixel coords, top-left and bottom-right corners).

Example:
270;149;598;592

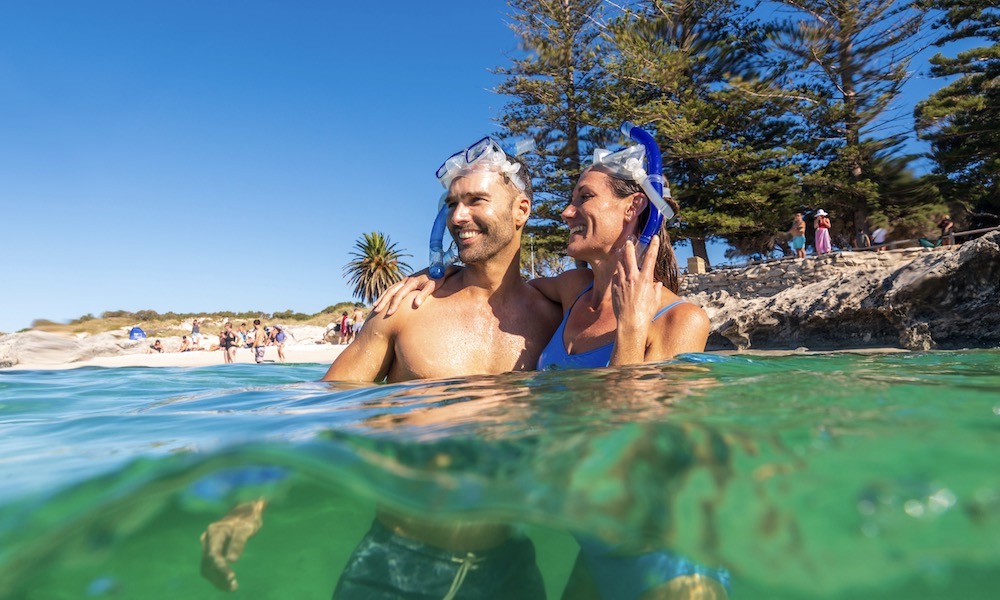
592;123;674;258
429;137;534;278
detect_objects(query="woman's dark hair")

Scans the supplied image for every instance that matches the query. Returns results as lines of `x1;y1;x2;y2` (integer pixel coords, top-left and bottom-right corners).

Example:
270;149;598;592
603;170;681;293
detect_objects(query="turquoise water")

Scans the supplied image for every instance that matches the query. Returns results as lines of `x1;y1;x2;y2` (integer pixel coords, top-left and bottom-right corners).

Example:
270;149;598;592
1;352;998;599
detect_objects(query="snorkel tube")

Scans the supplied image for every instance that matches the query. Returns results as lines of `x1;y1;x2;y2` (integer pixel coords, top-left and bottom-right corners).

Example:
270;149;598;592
428;196;456;279
620;122;673;257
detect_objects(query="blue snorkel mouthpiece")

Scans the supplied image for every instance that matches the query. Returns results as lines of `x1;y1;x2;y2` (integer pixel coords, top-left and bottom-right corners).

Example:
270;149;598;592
619;122;672;257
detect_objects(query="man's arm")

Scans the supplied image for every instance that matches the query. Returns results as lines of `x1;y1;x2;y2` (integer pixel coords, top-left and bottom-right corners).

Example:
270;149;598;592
321;311;397;382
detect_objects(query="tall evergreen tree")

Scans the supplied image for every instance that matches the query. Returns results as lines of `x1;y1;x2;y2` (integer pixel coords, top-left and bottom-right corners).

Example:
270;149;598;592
601;0;803;264
772;0;931;236
495;0;610;275
915;0;1000;224
343;232;412;306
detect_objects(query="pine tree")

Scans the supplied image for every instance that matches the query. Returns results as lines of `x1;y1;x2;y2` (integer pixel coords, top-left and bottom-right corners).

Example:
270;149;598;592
601;0;803;264
772;0;932;236
915;0;1000;225
495;0;611;275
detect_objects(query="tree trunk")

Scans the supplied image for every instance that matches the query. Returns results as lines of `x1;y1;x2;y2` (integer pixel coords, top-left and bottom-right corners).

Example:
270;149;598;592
691;237;711;269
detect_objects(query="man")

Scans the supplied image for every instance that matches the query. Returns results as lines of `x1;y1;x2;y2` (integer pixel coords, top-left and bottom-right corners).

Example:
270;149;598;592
251;319;268;364
349;306;365;343
191;319;202;345
201;140;561;598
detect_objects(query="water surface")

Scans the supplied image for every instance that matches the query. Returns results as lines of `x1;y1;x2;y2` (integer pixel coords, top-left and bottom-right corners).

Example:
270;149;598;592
1;352;997;599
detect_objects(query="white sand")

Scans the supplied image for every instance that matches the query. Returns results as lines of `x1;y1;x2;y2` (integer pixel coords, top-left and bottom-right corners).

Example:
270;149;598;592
6;343;346;370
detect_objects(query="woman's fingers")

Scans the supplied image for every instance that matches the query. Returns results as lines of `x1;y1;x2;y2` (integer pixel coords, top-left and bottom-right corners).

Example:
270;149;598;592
641;235;660;275
622;237;639;278
372;280;407;313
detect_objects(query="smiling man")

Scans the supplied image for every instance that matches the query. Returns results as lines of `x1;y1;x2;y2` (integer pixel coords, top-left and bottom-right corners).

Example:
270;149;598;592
318;139;561;599
200;138;561;599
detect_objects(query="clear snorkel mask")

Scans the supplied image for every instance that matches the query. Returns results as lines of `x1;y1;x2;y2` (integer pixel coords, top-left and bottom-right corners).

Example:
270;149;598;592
428;136;534;278
592;123;674;258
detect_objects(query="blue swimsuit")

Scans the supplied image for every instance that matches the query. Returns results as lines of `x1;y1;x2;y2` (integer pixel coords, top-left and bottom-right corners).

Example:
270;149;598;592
537;284;731;599
537;284;685;371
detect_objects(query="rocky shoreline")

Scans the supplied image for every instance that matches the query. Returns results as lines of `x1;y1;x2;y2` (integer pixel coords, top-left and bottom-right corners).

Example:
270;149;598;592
683;230;1000;351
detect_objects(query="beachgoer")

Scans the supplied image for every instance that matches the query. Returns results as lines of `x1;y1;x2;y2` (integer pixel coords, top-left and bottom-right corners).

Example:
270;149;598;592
856;228;871;249
251;319;267;364
179;336;190;352
201;139;561;598
237;323;249;349
338;312;350;345
350;306;365;342
814;209;832;255
938;214;955;246
191;319;202;345
272;325;286;362
220;323;237;364
871;226;888;251
788;213;807;259
148;339;163;353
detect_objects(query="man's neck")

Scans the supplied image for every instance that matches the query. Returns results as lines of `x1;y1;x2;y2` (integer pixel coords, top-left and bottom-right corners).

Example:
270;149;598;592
455;252;523;298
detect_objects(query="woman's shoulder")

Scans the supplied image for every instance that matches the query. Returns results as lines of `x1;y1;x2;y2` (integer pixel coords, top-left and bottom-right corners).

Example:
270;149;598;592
528;268;593;307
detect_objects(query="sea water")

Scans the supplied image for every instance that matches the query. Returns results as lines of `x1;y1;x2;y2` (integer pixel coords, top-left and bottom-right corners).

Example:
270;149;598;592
0;352;997;599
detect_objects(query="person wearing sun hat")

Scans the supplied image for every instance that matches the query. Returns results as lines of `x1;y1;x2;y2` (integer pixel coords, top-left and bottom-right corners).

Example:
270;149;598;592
814;209;832;255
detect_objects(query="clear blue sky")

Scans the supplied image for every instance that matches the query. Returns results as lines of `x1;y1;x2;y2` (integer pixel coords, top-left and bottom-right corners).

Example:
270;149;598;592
0;1;955;333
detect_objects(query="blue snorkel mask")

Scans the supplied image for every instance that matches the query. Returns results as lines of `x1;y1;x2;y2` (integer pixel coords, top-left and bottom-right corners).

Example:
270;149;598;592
592;123;674;258
429;136;534;278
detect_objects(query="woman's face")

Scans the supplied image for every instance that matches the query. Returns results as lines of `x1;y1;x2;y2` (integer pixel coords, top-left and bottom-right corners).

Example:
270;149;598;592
562;168;636;261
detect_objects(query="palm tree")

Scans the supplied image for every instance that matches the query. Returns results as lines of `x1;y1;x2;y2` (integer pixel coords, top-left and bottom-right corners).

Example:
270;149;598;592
343;231;412;305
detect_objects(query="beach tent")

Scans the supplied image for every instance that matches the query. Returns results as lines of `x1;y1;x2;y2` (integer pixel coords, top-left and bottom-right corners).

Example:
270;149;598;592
128;326;147;340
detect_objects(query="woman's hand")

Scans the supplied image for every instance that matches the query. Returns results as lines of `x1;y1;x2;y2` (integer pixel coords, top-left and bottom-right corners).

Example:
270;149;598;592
611;236;664;365
371;267;453;316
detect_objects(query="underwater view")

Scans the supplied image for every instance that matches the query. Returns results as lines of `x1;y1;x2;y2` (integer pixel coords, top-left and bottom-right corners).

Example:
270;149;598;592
1;351;998;599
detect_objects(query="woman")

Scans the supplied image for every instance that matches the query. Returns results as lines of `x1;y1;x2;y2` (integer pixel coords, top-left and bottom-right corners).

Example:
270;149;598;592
789;213;807;259
377;146;726;599
272;325;286;362
220;323;237;364
814;209;832;255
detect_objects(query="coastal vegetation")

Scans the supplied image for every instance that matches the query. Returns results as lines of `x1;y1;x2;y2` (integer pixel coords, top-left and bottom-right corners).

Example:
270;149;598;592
497;0;999;267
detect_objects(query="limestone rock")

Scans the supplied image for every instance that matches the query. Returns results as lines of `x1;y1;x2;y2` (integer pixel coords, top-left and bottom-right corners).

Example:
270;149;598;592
684;231;1000;351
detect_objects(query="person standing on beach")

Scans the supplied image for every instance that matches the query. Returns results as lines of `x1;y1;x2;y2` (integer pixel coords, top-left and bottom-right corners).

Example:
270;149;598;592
788;213;807;259
337;311;350;345
220;323;237;364
200;139;560;598
814;209;832;255
272;325;286;362
349;306;365;343
191;319;201;346
251;319;267;364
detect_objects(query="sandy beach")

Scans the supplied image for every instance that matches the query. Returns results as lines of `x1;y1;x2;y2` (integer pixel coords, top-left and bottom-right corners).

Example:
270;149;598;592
6;343;346;370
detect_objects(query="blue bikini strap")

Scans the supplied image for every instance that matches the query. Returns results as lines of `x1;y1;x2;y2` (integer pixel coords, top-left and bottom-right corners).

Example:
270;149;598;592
652;300;685;321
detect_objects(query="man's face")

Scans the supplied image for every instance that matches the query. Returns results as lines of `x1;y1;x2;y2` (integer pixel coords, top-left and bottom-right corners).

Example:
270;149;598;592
445;171;525;265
